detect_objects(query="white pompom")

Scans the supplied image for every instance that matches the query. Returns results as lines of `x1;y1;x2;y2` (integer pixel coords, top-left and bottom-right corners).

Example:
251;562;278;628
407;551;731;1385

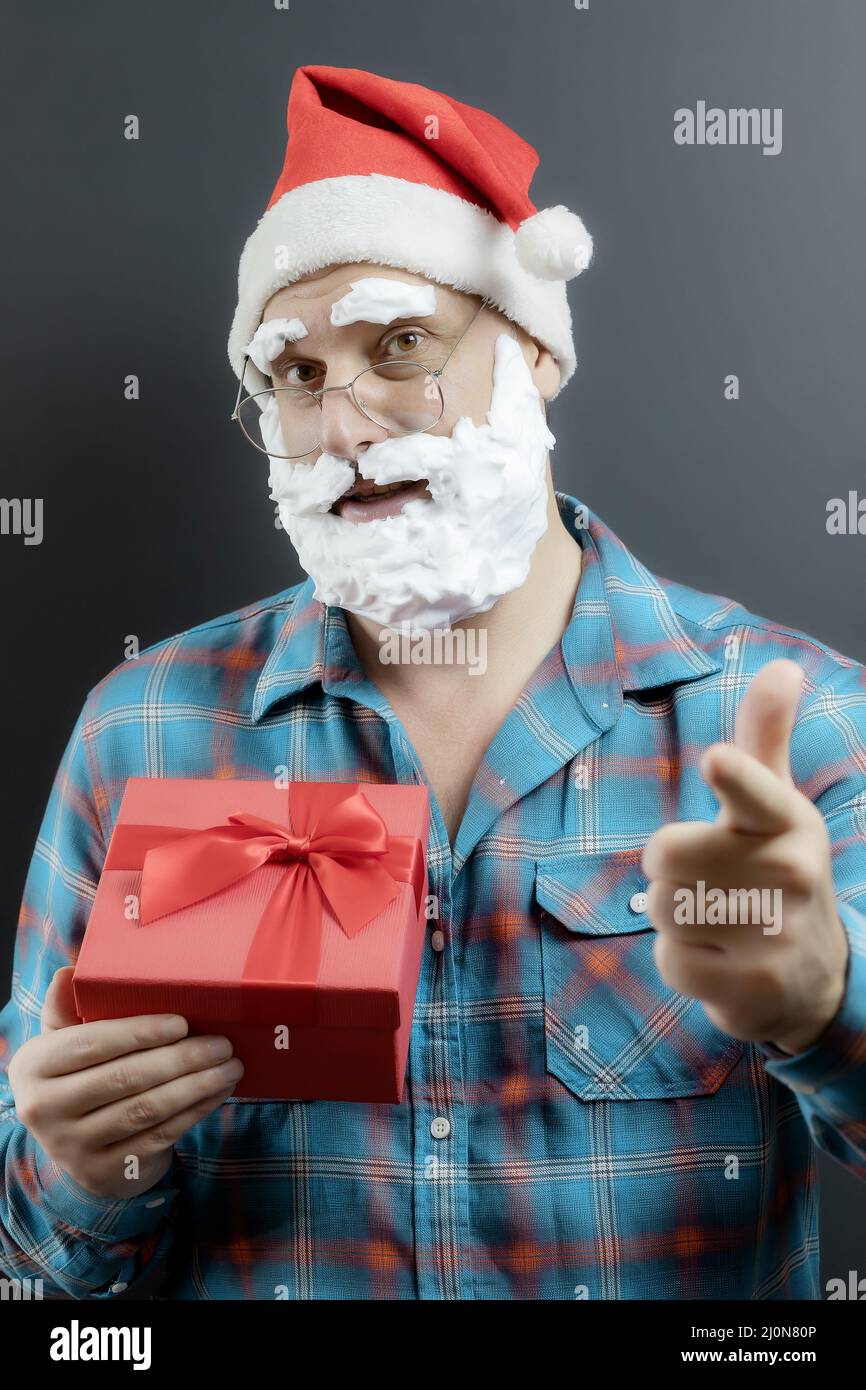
514;205;594;281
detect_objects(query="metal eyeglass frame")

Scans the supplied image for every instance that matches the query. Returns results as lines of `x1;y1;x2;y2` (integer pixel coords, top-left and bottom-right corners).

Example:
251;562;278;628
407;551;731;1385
231;294;492;459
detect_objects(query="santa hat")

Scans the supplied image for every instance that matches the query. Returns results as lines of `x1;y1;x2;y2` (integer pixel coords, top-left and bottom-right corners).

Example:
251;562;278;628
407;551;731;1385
227;65;593;398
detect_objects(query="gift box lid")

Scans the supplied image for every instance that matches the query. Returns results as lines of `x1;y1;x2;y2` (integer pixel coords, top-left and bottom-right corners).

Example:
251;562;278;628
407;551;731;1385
73;777;430;1031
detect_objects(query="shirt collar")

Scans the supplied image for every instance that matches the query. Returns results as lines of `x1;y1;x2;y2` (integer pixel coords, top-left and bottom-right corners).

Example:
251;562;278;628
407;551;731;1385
560;493;721;696
250;492;722;724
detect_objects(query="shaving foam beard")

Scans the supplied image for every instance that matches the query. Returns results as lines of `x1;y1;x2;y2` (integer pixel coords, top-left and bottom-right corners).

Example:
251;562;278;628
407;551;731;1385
262;332;556;632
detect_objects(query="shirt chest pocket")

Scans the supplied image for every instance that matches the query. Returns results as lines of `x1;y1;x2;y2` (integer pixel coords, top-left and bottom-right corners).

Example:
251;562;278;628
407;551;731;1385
534;855;744;1101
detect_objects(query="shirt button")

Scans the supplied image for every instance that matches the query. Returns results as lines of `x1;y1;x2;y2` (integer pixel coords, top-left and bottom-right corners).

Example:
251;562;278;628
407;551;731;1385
430;930;445;952
109;1281;128;1294
430;1116;451;1140
629;892;648;914
144;1196;166;1208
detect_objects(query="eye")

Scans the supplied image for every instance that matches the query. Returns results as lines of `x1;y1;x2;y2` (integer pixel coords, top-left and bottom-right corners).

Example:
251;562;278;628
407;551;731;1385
275;361;321;387
383;328;425;355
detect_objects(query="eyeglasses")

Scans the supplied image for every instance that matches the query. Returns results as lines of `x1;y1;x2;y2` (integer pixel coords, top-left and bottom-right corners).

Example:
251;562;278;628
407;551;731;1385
231;295;491;459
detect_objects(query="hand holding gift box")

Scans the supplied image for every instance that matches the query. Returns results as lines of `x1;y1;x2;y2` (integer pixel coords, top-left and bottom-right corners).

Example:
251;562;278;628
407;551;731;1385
72;779;430;1102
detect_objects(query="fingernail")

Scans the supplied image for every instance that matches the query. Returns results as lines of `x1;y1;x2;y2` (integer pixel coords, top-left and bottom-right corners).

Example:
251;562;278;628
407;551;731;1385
160;1016;187;1037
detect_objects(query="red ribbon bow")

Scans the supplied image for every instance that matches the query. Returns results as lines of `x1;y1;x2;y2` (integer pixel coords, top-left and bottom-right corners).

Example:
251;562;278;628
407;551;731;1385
105;788;424;988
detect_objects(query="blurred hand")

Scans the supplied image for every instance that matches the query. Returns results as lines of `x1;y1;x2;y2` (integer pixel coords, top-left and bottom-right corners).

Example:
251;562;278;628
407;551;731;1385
641;659;849;1055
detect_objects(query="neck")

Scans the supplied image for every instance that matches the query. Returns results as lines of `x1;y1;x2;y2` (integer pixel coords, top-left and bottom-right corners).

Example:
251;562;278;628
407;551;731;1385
345;478;583;698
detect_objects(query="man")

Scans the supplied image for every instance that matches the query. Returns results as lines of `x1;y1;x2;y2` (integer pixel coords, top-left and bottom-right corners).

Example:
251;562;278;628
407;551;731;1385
1;65;864;1301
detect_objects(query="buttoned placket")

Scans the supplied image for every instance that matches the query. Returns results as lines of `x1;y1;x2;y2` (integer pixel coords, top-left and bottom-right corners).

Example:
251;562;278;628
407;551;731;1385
389;723;470;1300
319;609;472;1300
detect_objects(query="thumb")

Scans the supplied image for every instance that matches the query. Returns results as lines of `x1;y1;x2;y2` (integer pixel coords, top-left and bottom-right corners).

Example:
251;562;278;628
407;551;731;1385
41;965;83;1033
733;658;804;782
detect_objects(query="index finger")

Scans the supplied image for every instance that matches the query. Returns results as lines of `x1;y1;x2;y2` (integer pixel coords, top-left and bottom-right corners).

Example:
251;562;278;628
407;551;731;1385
31;1014;190;1080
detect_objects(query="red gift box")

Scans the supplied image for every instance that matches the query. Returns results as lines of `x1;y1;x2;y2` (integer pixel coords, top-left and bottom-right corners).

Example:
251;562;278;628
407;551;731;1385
72;778;430;1103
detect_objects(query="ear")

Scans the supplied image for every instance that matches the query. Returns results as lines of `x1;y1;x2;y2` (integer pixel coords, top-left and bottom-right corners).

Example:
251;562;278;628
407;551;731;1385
532;346;561;402
511;326;560;401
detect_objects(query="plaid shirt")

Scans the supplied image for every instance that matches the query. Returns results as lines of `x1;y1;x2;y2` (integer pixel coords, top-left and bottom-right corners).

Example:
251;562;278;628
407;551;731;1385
2;492;865;1301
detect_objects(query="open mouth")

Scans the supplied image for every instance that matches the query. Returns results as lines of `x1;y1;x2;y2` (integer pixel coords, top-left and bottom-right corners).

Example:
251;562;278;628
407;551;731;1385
331;477;431;523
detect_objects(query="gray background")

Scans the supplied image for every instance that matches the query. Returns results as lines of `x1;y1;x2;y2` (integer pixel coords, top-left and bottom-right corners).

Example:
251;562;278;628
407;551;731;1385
2;0;864;1283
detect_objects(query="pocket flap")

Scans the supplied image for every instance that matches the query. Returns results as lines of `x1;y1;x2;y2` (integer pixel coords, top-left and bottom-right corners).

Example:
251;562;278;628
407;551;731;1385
535;852;651;936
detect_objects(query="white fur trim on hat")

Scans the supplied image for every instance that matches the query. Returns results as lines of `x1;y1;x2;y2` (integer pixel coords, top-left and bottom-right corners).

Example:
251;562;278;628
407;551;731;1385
227;173;586;399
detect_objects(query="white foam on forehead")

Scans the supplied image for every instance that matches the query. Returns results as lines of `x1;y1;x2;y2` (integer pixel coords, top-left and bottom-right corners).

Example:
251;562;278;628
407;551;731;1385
329;278;437;328
246;318;308;375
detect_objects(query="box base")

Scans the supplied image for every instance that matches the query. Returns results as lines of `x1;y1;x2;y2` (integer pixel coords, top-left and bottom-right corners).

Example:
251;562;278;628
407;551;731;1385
192;1018;407;1104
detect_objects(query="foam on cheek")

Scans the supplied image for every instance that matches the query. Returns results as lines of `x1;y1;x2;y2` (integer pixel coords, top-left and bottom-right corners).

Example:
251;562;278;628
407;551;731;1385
260;395;355;511
353;333;546;506
330;279;437;327
246;317;309;375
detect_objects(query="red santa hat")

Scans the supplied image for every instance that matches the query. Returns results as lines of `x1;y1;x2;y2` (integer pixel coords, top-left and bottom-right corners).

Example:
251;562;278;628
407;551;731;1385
227;65;593;397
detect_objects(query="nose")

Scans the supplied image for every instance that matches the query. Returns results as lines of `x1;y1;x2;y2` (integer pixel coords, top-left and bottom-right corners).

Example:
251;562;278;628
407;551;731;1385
317;381;390;460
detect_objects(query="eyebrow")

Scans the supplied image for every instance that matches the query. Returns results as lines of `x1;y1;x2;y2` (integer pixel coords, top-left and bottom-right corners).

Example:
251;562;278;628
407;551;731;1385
268;308;454;359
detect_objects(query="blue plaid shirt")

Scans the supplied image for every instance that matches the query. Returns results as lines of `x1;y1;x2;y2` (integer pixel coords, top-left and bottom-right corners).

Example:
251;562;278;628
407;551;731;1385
2;493;865;1300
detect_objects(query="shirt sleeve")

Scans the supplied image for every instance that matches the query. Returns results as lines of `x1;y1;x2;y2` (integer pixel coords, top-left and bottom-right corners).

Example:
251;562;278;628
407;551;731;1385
0;695;181;1298
755;657;866;1180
